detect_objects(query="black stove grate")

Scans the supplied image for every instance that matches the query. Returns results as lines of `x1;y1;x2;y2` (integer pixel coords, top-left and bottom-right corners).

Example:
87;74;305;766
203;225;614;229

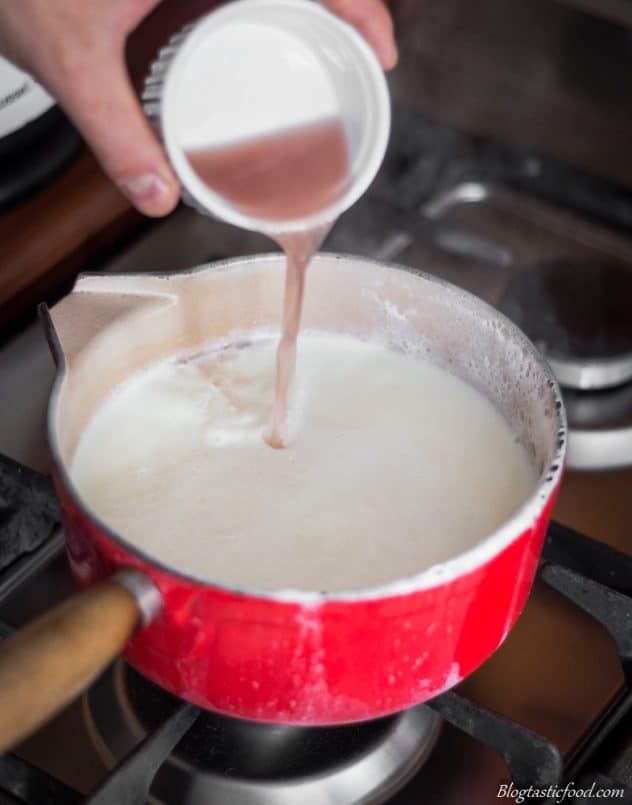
0;454;630;804
85;705;199;805
0;454;59;574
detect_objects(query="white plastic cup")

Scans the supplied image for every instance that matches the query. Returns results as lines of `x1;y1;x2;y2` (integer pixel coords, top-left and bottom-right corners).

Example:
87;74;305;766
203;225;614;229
143;0;391;234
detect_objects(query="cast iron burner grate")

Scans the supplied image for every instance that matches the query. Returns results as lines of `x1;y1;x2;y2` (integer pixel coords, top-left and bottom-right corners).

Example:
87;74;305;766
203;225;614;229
0;454;59;573
0;454;630;804
83;662;440;804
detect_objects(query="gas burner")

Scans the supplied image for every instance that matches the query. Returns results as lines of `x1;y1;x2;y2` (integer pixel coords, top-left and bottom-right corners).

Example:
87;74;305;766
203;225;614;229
497;260;632;391
561;382;632;470
84;661;441;805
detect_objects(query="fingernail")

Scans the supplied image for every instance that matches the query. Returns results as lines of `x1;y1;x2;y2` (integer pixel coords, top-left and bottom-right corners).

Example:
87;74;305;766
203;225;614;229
121;173;170;213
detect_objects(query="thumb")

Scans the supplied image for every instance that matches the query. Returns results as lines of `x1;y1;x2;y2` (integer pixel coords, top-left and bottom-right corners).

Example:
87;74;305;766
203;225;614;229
322;0;398;70
52;52;180;217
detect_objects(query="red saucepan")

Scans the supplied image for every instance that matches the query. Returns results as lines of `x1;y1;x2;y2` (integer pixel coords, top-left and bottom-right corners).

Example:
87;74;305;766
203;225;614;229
0;254;566;751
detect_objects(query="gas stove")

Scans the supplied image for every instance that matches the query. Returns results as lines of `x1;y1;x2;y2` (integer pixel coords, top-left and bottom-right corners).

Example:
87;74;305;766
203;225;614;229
0;103;632;803
0;455;630;804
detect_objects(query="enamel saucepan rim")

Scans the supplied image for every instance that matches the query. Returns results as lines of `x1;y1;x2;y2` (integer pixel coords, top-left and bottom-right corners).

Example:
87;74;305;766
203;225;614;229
43;253;567;605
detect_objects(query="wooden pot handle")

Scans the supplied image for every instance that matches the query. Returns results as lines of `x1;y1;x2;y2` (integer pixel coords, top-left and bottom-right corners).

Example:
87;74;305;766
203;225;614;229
0;571;160;754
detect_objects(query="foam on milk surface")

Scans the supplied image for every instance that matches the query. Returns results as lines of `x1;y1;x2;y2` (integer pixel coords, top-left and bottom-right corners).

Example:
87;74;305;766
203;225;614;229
70;333;537;593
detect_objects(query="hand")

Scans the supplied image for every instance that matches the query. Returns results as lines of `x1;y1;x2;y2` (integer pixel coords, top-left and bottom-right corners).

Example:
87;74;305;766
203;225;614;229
0;1;397;217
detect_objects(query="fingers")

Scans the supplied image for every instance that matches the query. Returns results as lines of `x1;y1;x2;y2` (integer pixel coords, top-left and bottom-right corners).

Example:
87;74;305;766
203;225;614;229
50;47;180;216
0;0;395;220
321;0;398;70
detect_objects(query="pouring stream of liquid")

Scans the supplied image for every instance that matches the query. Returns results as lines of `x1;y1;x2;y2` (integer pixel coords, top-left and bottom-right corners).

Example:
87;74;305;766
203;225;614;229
266;226;330;447
186;118;350;446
